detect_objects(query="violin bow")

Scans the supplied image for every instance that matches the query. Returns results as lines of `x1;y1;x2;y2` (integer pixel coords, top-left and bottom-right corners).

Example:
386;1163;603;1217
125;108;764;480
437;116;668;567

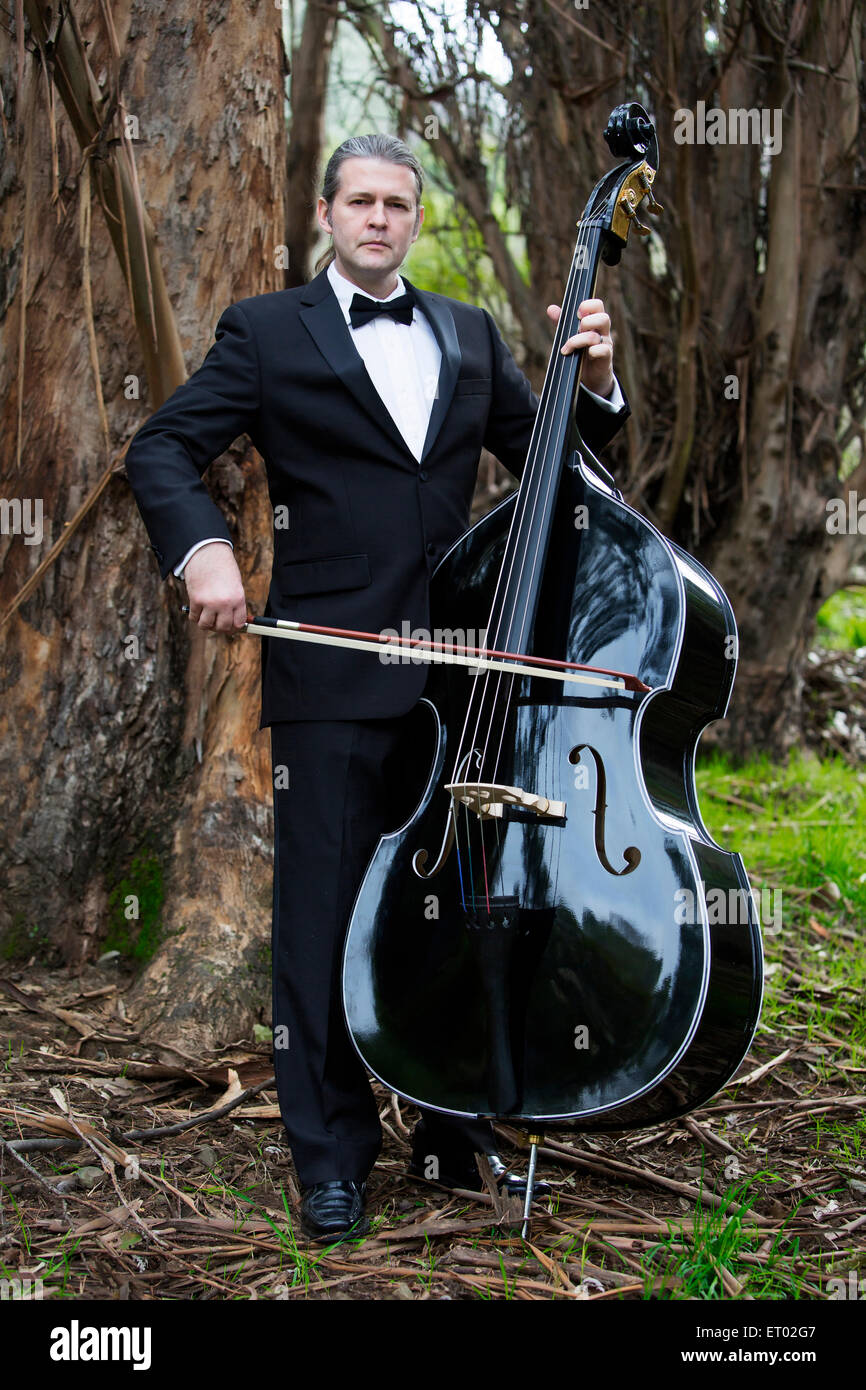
180;607;650;694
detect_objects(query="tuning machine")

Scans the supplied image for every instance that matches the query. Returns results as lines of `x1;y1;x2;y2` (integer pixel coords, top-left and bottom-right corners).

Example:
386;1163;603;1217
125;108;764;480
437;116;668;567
618;187;652;236
637;167;665;216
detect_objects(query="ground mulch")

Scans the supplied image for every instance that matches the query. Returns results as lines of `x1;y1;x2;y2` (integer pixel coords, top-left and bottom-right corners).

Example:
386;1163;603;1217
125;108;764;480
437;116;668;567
1;954;863;1301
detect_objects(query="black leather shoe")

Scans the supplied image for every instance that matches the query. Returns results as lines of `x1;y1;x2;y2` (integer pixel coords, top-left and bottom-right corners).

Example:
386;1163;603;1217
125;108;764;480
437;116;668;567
408;1123;550;1199
299;1180;368;1240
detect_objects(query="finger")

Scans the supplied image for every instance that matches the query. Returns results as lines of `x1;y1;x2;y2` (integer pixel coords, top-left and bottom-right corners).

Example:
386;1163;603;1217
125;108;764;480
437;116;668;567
577;311;611;335
561;330;603;355
213;608;236;633
234;601;250;629
547;304;562;323
586;344;614;366
577;298;605;316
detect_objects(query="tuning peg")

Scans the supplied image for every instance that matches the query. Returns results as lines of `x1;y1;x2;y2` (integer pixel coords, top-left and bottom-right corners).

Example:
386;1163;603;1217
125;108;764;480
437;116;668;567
619;195;652;236
635;168;664;215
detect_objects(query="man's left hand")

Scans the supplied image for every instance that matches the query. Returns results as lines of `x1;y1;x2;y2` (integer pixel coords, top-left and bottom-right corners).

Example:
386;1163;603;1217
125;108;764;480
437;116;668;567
547;298;615;399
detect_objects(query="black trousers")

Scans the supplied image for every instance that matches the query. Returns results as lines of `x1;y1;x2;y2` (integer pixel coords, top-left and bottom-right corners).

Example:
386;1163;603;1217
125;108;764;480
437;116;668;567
270;715;495;1186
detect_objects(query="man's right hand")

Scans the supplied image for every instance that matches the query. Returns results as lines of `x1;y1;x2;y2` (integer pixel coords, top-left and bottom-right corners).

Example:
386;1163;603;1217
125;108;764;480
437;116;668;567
183;543;248;630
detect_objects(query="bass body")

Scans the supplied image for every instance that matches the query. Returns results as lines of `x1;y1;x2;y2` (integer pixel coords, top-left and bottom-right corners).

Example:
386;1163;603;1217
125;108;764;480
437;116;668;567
342;452;763;1131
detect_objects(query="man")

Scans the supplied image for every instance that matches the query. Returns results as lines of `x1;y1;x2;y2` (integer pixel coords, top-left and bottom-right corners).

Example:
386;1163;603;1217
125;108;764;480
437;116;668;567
125;133;629;1240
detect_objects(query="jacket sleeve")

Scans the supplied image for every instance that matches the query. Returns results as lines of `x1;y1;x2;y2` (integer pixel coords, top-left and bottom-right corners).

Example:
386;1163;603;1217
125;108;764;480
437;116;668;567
480;307;630;480
124;302;261;579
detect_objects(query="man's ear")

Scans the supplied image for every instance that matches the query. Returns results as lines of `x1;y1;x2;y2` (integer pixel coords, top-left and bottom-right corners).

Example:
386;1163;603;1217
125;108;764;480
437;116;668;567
411;203;425;243
315;196;332;235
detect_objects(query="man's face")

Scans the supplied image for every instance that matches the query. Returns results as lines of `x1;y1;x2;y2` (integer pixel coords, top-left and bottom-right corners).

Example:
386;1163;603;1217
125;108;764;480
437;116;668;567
316;156;424;292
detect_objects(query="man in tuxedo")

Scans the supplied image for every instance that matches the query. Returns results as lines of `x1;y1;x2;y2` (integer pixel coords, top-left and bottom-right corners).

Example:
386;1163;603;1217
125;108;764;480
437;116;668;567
125;133;629;1239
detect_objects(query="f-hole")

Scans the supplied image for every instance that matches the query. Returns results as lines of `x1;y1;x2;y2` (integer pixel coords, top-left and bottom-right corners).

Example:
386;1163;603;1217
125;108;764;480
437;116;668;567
569;744;641;876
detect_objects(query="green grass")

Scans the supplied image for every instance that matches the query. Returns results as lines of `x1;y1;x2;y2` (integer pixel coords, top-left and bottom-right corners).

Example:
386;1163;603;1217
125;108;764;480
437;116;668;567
639;1176;805;1299
815;587;866;650
695;751;866;922
224;1184;373;1295
3;1040;25;1070
815;1115;866;1170
695;751;866;938
695;748;865;901
695;748;866;1061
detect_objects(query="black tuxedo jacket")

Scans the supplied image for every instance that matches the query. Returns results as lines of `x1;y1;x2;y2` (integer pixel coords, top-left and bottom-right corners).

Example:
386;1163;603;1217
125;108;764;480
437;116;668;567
125;267;630;725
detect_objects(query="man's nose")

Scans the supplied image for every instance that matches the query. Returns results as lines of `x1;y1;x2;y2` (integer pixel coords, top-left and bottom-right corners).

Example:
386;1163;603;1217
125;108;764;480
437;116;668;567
367;202;387;223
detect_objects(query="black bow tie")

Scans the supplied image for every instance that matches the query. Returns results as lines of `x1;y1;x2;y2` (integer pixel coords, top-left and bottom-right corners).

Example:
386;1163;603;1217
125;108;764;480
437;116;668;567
349;288;416;330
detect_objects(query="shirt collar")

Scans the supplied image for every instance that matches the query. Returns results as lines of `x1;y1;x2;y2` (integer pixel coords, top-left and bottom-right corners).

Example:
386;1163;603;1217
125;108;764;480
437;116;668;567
327;259;409;324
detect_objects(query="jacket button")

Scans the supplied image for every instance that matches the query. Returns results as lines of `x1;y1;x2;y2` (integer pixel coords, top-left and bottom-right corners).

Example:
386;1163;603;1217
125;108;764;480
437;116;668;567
426;542;436;556
419;469;429;482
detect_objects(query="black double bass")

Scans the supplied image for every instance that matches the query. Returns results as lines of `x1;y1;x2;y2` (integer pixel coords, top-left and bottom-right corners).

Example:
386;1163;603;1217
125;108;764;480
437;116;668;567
341;105;763;1179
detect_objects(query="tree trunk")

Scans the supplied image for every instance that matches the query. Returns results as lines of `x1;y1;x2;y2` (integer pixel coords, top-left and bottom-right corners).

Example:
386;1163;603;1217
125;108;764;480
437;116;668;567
702;0;866;753
0;0;288;1048
284;0;337;285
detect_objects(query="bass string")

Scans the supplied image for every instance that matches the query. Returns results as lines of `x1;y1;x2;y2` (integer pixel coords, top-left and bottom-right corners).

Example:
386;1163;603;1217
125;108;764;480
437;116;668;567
456;214;603;790
452;215;601;914
488;225;596;913
453;215;601;777
483;219;602;815
450;216;604;914
456;217;600;777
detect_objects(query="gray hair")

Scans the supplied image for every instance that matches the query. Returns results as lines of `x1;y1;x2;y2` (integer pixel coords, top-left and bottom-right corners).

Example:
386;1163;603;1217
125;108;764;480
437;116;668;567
315;133;425;273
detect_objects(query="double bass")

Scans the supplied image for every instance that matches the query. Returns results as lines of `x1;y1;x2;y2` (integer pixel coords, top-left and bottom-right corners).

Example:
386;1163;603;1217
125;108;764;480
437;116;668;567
256;104;764;1220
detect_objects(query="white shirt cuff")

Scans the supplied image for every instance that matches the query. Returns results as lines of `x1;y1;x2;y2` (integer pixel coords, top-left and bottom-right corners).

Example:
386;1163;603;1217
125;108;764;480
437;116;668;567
581;375;625;412
174;538;234;579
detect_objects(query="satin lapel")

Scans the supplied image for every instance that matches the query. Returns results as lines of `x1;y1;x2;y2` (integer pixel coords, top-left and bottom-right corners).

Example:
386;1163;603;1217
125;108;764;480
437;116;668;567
298;270;417;467
404;279;462;463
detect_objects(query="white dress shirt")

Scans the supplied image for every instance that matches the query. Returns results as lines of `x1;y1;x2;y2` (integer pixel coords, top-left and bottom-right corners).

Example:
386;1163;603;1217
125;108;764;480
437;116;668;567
174;262;625;577
327;260;443;461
